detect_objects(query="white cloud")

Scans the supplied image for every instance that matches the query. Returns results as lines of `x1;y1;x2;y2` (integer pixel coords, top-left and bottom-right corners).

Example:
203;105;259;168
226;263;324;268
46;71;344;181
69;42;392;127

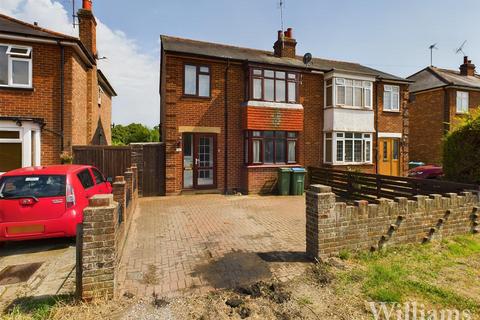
0;0;159;127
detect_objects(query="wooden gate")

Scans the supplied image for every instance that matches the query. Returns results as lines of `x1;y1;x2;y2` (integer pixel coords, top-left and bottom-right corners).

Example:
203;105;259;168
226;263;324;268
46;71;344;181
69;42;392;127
142;144;165;196
72;146;131;180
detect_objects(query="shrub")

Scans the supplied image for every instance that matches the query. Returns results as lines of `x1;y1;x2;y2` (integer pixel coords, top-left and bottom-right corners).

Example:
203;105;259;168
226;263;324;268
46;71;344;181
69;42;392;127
443;110;480;184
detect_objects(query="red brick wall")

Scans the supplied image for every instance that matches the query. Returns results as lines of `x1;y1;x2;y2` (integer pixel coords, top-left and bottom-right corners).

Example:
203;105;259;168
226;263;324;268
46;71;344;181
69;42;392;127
0;39;112;167
244;106;303;131
409;89;445;164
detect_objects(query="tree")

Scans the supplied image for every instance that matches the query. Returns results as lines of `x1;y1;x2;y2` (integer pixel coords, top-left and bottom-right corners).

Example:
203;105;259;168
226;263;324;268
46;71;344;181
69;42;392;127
443;110;480;184
112;123;160;145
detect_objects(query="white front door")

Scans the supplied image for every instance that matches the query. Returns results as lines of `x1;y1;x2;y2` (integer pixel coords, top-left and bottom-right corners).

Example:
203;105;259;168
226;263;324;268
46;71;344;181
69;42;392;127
0;120;41;173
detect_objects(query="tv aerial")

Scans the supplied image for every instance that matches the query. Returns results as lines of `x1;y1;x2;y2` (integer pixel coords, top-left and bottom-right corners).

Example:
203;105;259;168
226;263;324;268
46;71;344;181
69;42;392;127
455;40;467;56
428;43;438;66
277;0;285;32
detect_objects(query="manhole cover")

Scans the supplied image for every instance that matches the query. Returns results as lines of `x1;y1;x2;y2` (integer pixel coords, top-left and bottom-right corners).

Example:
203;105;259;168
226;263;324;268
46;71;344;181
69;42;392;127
0;262;43;286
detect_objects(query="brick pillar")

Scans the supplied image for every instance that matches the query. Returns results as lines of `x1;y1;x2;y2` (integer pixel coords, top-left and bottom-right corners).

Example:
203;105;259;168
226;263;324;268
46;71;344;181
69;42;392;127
81;194;117;300
306;184;336;260
131;164;138;195
130;144;144;196
112;176;126;225
124;169;134;215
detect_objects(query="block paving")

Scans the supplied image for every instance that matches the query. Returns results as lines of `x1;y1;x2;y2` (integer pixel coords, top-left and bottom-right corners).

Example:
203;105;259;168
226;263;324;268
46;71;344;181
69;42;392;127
117;195;308;297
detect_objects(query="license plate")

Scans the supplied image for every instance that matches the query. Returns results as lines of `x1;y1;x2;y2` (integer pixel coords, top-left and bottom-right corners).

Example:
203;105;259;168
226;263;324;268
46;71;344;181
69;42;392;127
7;225;44;235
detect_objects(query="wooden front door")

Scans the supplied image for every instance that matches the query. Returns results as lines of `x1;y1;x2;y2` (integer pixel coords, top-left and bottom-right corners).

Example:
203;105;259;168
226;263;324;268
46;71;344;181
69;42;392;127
378;138;400;176
183;133;217;189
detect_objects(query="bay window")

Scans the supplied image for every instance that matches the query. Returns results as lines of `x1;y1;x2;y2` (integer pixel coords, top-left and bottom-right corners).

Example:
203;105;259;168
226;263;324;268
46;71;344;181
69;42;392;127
250;68;298;103
383;85;400;111
332;78;372;108
0;44;32;88
184;64;210;97
324;132;372;164
245;131;298;165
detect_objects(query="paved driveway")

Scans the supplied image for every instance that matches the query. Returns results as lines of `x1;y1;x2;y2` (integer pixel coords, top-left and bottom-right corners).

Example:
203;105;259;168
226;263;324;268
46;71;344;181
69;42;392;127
117;195;308;298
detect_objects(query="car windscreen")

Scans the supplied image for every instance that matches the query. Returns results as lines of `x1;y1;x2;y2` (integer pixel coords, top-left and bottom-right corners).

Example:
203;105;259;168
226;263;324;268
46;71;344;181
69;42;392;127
0;175;66;199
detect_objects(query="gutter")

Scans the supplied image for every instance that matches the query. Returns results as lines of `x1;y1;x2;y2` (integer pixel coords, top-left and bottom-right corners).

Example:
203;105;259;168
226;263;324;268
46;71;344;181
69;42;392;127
374;81;379;174
224;58;230;194
59;43;65;151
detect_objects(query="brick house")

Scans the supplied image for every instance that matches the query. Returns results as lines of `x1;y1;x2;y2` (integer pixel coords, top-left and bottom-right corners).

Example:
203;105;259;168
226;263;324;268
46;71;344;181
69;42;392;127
0;0;116;173
160;29;410;195
407;57;480;164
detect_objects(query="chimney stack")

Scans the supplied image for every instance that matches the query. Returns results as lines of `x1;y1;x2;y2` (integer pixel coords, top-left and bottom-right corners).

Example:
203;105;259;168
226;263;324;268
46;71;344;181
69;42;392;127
460;56;476;76
78;0;97;57
273;27;297;59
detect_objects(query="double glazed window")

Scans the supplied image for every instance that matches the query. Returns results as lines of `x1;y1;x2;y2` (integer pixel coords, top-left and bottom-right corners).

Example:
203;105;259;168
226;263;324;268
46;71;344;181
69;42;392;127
332;78;372;108
184;64;210;97
383;85;400;111
245;131;297;165
456;91;469;113
251;68;298;103
0;44;32;88
324;132;372;164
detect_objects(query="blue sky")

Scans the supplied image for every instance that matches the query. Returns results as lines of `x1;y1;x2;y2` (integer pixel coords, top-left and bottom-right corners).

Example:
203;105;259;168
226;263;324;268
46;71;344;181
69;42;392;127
2;0;479;126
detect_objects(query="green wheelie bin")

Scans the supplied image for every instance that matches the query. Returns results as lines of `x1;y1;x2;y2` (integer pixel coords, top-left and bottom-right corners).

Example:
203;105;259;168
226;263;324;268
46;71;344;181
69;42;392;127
277;168;293;195
290;167;307;195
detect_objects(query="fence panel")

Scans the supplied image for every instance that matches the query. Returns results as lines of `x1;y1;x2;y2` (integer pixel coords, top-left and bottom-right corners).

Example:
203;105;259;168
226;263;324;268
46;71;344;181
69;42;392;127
308;167;479;202
73;146;132;181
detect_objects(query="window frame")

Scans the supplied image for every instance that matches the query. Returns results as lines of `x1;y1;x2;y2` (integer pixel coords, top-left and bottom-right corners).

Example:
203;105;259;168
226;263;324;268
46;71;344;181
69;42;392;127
183;63;211;98
383;85;400;112
77;169;95;190
456;91;469;114
249;67;299;104
0;44;33;88
244;130;298;165
331;77;373;109
323;131;373;165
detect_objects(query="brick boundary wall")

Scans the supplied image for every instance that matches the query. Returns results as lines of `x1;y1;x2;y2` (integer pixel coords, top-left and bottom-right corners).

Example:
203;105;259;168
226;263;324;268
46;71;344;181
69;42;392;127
306;184;480;260
78;166;138;300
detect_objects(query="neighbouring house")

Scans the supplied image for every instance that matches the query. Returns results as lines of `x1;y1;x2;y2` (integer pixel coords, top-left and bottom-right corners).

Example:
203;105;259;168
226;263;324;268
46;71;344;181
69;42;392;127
0;0;116;173
160;29;410;195
407;56;480;165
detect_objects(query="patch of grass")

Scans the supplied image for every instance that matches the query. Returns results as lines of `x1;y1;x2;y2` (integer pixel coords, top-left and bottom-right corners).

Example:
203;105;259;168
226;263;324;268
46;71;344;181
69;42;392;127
338;249;351;260
296;296;313;306
3;295;73;320
337;235;480;312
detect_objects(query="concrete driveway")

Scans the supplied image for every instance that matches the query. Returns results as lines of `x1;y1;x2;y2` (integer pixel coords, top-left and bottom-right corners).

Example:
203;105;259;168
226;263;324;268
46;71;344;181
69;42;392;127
117;194;309;298
0;239;76;310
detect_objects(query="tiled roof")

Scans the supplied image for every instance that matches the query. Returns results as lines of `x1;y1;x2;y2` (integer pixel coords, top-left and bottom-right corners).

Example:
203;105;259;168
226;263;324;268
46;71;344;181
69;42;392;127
161;35;409;82
0;13;77;41
408;66;480;93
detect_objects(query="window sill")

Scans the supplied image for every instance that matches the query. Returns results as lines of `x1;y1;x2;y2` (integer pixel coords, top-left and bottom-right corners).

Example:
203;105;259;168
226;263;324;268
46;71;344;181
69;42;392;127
382;109;401;113
332;105;373;111
181;95;211;101
245;164;301;169
0;85;34;92
325;162;374;166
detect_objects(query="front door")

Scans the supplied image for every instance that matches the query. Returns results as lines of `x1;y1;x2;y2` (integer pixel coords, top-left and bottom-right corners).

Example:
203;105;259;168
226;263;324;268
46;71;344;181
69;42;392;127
183;133;216;189
378;138;400;176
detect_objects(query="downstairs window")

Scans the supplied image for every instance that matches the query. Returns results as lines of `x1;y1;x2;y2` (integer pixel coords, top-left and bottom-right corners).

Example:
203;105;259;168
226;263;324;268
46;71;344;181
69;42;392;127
245;131;298;165
324;132;372;164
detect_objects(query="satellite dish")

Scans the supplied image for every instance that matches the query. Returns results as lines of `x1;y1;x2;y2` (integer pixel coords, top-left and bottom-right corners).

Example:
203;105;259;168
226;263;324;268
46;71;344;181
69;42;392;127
303;52;312;65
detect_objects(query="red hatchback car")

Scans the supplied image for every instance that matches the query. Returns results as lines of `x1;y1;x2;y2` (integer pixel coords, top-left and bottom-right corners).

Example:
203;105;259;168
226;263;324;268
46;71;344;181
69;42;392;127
0;165;112;243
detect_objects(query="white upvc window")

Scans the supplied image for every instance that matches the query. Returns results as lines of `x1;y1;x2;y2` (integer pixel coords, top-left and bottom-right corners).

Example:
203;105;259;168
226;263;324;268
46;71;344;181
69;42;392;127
0;44;33;88
456;91;469;113
383;85;400;111
98;86;103;105
333;77;373;109
324;132;372;165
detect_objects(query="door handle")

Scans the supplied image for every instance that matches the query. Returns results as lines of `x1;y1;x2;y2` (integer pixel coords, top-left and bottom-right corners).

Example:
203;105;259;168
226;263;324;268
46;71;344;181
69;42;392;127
195;158;199;165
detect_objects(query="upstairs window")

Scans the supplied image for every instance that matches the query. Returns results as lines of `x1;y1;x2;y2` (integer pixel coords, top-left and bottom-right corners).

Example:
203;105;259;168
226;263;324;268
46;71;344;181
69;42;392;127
383;85;400;111
251;68;298;103
456;91;469;113
184;64;210;97
98;86;103;106
334;78;372;108
0;44;32;88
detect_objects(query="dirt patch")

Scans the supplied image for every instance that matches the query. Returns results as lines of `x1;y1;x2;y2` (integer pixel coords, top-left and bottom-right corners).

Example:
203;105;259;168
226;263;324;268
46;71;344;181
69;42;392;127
192;251;272;289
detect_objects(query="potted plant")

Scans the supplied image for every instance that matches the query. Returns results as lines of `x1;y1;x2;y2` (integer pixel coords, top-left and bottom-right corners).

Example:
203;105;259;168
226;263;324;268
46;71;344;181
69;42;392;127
60;151;73;164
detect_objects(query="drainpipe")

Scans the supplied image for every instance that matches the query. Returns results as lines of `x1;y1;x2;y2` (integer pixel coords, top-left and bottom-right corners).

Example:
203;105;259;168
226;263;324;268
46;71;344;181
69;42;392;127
60;44;65;151
374;80;379;174
224;59;230;194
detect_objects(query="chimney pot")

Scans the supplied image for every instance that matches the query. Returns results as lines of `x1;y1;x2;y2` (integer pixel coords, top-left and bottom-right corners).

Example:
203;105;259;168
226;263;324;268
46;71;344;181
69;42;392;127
277;30;283;40
286;27;293;38
83;0;92;10
464;56;468;64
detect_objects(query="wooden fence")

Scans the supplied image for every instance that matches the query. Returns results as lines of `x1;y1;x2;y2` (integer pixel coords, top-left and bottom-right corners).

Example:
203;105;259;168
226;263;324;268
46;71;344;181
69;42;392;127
308;167;479;202
72;146;132;181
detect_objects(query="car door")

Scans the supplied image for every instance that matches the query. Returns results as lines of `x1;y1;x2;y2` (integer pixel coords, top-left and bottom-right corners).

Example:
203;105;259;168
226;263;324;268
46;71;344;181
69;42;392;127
76;169;96;199
91;168;109;194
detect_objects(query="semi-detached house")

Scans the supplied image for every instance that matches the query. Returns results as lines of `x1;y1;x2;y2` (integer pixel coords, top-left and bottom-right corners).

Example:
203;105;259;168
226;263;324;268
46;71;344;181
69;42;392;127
0;0;116;173
160;29;411;195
